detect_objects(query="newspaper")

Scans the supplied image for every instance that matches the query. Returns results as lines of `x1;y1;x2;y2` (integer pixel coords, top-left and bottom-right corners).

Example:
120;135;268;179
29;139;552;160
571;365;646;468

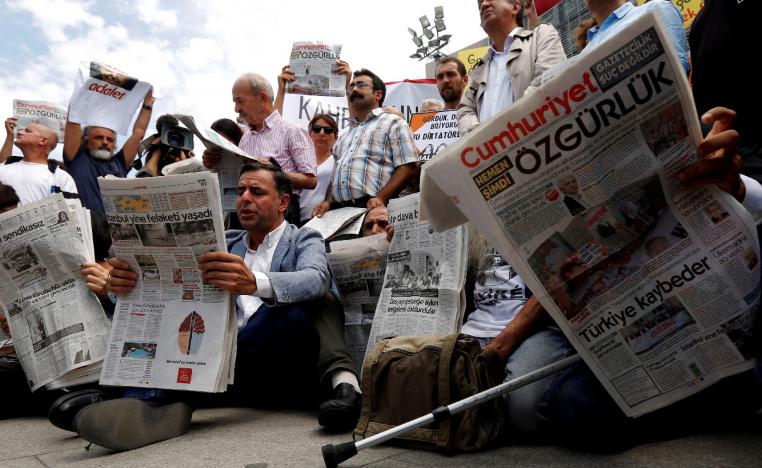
287;42;344;97
0;195;111;391
175;114;256;212
97;172;236;392
303;207;366;241
328;233;389;369
410;110;460;162
421;13;759;417
13;99;67;141
364;194;468;363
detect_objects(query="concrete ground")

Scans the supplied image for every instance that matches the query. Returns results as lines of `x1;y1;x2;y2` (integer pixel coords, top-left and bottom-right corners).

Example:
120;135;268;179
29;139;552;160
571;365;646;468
1;408;761;467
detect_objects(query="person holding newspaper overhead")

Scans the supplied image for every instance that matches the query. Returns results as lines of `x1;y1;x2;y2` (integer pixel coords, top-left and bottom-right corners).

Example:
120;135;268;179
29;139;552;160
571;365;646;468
48;161;362;451
311;68;419;217
202;72;317;225
62;88;154;213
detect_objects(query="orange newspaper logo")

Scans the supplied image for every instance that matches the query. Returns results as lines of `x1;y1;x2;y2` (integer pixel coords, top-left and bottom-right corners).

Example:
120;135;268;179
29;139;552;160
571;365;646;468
177;367;192;384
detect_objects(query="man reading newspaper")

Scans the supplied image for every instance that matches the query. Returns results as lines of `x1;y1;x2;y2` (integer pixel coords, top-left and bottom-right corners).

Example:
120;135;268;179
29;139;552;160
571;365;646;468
49;161;360;450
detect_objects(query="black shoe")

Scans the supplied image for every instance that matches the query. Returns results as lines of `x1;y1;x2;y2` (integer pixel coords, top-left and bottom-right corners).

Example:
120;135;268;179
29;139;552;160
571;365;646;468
48;389;106;432
318;383;361;432
74;399;192;451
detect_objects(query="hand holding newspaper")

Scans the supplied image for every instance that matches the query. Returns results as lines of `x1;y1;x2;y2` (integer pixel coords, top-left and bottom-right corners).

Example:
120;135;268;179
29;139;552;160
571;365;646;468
421;12;759;417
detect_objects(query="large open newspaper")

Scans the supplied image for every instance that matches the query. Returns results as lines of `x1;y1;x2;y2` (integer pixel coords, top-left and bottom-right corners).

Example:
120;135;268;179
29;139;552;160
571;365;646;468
98;173;236;392
328;233;389;369
13;99;67;141
0;194;111;391
364;194;468;363
287;41;344;97
421;13;759;417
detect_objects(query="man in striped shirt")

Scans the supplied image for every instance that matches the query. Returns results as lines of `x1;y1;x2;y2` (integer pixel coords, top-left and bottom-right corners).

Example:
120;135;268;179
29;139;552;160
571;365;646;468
312;69;418;217
204;73;316;224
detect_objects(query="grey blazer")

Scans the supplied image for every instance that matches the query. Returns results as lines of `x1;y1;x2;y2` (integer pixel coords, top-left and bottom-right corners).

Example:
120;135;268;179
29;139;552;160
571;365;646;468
226;224;330;306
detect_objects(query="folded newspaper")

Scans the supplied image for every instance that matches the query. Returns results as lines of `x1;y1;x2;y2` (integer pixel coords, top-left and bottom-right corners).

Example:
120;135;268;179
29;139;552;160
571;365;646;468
421;12;759;417
97;172;236;392
304;207;366;241
0;194;111;391
287;41;344;97
363;193;468;365
13;99;67;141
328;233;389;369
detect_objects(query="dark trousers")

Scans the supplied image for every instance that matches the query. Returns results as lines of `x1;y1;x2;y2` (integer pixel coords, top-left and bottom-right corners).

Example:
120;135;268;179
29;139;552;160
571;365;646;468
0;356;63;418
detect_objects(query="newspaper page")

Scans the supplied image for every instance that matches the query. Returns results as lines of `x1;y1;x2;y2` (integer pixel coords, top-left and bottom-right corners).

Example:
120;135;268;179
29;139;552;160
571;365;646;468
364;194;468;362
13;99;67;141
287;42;344;97
421;13;759;417
410;110;460;162
0;194;111;391
303;207;366;241
67;61;152;136
97;172;235;392
175;114;256;212
328;233;389;369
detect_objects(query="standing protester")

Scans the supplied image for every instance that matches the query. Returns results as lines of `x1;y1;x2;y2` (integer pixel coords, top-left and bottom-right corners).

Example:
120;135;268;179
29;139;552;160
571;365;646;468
299;114;338;224
62;89;154;212
434;57;469;110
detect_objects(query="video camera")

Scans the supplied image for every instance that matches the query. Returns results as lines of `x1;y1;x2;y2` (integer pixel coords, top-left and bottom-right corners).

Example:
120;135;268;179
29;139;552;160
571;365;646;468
133;114;195;176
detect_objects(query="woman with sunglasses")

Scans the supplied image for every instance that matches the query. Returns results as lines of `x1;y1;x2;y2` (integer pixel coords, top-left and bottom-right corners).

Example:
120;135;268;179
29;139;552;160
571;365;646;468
299;114;337;224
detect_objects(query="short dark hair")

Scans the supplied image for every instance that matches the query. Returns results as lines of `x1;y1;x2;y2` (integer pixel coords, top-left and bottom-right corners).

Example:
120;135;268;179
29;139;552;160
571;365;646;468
308;113;338;133
239;161;293;198
353;68;386;105
436;56;467;77
0;183;20;210
212;118;244;145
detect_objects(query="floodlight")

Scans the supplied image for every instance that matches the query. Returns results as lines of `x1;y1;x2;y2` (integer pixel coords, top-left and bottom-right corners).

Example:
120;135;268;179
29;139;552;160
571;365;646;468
435;18;446;32
419;15;431;29
434;6;443;19
423;28;434;39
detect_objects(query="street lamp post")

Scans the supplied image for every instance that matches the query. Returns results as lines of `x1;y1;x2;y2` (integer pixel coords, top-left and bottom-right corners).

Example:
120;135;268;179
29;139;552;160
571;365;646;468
408;6;452;61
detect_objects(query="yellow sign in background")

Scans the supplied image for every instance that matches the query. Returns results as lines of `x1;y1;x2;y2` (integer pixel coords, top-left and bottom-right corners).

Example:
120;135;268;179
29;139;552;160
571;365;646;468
636;0;705;29
457;46;489;73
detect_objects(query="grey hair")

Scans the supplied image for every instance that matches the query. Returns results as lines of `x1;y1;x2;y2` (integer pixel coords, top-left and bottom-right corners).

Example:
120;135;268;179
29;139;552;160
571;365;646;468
240;73;274;102
420;98;445;112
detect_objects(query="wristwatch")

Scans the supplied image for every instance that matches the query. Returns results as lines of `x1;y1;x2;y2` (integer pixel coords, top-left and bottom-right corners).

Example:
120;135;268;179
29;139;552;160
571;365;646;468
142;104;153;111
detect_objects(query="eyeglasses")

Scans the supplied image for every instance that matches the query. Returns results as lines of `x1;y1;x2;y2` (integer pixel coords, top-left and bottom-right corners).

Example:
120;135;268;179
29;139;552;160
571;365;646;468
348;81;372;90
310;125;336;135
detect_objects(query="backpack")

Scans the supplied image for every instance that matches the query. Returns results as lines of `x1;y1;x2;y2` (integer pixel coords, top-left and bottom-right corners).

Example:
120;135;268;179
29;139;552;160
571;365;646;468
354;333;506;452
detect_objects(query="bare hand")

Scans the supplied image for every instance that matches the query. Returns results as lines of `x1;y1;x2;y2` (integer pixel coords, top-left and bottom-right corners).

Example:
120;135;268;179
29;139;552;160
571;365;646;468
4;117;16;136
335;60;352;90
385;225;395;243
278;65;296;90
675;107;744;201
312;201;331;218
202;148;223;169
198;251;257;295
106;258;138;295
0;313;9;336
81;262;111;298
143;86;155;107
367;197;386;210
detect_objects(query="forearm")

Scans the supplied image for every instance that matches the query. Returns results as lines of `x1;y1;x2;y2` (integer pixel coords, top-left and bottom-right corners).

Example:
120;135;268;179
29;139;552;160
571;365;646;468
288;172;317;190
375;163;416;203
486;296;549;361
0;135;13;162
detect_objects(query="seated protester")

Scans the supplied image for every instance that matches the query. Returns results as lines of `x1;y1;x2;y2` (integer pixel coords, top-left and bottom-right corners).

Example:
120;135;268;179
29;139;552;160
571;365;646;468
0;123;78;204
0;183;111;420
360;206;390;238
62;88;154;212
49;162;361;451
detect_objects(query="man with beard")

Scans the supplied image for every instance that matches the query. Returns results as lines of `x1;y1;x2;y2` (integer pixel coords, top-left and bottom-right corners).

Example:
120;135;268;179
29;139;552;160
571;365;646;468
435;57;469;110
312;69;418;216
62;89;154;213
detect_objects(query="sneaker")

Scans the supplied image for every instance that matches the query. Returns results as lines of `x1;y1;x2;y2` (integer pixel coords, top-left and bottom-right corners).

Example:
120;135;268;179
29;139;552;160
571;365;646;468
318;383;361;432
74;398;192;451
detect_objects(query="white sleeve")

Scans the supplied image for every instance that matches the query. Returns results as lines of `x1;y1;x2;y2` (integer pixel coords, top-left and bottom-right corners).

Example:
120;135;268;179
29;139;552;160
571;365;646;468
56;171;79;194
252;271;273;299
740;174;762;225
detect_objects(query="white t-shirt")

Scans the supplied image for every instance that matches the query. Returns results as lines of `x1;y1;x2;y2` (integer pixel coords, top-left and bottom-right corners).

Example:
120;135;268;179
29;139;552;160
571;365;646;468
299;156;335;222
0;160;79;205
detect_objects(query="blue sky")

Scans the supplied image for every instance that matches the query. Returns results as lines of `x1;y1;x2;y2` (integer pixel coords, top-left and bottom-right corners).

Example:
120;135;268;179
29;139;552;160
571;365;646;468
0;0;487;158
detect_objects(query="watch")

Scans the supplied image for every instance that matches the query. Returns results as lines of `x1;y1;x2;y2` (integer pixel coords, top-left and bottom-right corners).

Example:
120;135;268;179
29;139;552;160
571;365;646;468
142;104;153;111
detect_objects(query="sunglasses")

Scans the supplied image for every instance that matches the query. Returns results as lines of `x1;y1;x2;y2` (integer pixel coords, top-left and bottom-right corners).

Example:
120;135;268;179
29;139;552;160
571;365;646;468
310;125;336;135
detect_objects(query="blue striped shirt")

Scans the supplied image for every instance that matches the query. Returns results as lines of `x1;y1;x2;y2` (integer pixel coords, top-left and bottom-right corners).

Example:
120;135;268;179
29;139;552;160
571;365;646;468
331;108;418;202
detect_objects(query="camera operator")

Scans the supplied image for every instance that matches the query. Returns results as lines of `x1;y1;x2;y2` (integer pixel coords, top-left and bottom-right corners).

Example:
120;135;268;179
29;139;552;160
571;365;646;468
133;115;194;177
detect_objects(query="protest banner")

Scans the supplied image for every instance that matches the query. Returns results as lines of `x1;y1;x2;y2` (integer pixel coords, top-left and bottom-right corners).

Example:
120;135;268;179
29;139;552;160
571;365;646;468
67;61;152;136
409;110;460;162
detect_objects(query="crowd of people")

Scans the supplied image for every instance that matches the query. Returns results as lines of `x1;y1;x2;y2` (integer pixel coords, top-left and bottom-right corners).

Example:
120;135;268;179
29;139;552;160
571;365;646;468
1;0;760;455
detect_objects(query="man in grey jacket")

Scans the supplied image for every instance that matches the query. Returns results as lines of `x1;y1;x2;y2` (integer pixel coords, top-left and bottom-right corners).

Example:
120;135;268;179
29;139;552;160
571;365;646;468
458;0;566;134
50;161;360;451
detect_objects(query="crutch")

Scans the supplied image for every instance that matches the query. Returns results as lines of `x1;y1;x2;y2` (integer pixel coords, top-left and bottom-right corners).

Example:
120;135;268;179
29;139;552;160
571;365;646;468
321;353;583;467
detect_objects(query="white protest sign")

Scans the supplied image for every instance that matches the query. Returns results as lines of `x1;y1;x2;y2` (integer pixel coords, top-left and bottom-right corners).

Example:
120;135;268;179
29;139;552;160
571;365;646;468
409;110;460;162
